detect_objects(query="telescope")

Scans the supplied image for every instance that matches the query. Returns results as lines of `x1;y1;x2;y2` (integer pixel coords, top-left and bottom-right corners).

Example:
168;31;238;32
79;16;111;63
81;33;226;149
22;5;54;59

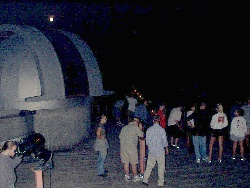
15;133;53;170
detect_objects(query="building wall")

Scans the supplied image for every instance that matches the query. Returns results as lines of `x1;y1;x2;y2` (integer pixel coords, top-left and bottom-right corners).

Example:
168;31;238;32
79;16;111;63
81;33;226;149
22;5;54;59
0;116;27;142
34;100;92;151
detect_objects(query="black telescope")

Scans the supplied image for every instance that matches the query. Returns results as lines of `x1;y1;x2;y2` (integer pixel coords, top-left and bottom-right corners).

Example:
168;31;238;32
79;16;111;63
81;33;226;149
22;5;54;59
15;133;53;170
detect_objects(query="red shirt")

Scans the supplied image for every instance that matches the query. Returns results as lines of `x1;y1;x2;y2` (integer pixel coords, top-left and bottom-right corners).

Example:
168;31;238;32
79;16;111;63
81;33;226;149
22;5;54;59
156;109;167;129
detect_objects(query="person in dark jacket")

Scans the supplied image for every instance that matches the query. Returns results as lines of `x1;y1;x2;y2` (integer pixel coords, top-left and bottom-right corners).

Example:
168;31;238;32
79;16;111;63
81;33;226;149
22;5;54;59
0;141;23;188
186;102;211;163
134;99;151;133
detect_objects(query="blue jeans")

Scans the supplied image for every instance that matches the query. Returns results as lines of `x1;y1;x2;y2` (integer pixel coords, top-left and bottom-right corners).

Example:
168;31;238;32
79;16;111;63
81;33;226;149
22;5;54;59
97;150;107;175
192;135;208;160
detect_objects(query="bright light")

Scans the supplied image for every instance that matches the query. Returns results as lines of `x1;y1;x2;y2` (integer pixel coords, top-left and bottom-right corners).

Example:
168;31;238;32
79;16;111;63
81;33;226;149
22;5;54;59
49;16;54;22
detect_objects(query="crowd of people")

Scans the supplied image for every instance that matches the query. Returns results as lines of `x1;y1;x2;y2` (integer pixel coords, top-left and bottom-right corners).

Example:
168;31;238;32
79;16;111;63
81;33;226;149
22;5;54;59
2;89;248;187
93;91;250;187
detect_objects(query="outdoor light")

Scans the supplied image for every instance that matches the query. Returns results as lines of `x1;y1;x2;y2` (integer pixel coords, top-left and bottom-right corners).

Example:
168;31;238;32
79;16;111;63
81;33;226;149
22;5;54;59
49;16;54;22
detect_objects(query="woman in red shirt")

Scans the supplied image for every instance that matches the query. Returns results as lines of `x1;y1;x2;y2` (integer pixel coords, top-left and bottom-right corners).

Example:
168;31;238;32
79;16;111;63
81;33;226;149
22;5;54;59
156;103;167;131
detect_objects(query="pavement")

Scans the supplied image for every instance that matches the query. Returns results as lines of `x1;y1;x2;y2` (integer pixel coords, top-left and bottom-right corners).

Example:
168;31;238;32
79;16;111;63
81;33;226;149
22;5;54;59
15;123;250;188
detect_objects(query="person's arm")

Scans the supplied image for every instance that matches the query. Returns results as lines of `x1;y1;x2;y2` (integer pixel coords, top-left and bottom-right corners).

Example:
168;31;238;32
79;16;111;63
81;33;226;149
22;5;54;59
12;155;23;168
224;114;229;127
229;118;235;134
210;115;215;129
165;146;169;154
163;132;169;154
243;118;248;135
138;122;144;139
96;127;104;139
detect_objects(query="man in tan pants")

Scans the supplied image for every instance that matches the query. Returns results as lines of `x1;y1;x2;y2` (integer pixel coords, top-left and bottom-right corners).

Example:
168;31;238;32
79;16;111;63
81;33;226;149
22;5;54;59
142;115;169;187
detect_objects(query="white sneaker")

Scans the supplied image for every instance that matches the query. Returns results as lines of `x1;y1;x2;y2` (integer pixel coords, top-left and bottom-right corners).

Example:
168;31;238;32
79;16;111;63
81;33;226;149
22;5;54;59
133;175;143;182
196;159;201;164
137;173;144;178
202;157;209;163
241;158;246;161
125;175;131;181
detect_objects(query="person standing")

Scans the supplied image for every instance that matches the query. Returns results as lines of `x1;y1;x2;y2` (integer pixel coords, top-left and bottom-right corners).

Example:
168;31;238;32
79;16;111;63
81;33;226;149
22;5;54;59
94;114;109;177
230;98;242;122
208;103;229;163
167;103;183;149
142;115;169;187
126;92;138;122
134;99;151;132
119;117;144;182
186;102;211;163
230;108;247;161
185;103;196;154
0;141;22;188
156;103;167;131
241;97;250;147
113;98;125;126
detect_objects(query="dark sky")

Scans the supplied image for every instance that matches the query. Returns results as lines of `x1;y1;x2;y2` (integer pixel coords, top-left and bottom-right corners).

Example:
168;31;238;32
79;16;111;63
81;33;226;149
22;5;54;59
1;1;250;104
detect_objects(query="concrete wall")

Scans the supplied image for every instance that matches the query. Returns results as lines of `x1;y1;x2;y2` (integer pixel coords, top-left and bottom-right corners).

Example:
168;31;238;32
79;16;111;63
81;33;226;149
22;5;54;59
0;116;27;142
34;105;92;151
0;97;93;151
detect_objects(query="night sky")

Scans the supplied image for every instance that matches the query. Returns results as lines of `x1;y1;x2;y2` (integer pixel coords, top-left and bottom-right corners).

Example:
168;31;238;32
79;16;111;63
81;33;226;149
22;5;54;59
1;1;250;105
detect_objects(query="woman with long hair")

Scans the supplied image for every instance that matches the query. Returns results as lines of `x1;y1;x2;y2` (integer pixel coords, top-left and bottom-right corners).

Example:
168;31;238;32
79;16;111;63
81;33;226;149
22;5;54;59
208;103;229;163
93;114;109;177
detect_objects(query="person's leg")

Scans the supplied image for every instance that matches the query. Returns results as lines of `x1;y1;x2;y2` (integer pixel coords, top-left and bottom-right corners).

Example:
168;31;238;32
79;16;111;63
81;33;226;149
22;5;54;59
239;140;245;158
200;136;208;160
124;163;130;176
208;136;216;161
131;163;138;177
232;141;237;157
218;136;224;160
142;153;156;184
173;125;180;148
129;150;141;181
175;138;179;147
187;132;190;147
187;132;194;154
97;150;106;175
121;150;130;177
169;126;174;146
157;154;166;186
245;133;249;147
192;136;200;161
170;136;174;146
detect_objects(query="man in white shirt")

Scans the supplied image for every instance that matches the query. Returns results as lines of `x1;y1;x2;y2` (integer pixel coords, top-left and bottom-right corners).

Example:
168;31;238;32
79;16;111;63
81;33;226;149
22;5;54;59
126;93;138;122
142;115;169;187
167;104;183;149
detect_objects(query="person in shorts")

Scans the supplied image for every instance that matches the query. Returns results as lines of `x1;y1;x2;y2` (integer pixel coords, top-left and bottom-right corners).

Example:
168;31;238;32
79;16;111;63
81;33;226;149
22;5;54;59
119;117;144;182
230;108;247;161
208;103;229;163
241;97;250;147
167;103;183;149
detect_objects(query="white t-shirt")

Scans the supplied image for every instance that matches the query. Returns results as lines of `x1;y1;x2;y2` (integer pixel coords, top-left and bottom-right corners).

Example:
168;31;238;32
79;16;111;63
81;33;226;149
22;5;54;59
126;96;137;112
230;116;247;137
210;112;228;130
167;107;182;126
